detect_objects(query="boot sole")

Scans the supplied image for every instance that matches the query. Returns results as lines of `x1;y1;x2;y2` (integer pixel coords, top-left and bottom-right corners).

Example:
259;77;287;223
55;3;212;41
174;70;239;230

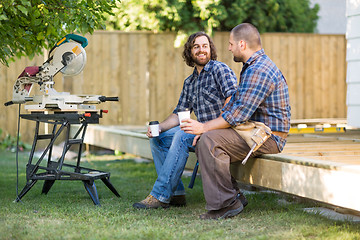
219;205;244;219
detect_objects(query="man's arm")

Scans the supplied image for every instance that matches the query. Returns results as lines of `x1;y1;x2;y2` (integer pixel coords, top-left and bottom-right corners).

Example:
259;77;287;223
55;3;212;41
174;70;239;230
222;96;231;111
181;115;231;136
159;113;180;132
181;95;232;144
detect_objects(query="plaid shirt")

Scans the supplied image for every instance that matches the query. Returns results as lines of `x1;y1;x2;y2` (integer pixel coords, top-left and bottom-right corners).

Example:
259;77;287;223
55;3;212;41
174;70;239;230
174;60;238;123
222;49;291;150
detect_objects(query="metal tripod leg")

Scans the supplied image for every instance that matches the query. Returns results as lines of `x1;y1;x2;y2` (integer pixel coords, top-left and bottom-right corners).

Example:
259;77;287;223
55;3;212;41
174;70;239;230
42;180;56;195
83;180;100;205
101;177;120;197
188;160;199;189
15;180;38;202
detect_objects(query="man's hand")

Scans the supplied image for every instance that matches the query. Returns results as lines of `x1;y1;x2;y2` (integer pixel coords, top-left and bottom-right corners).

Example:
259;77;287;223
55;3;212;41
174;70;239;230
192;135;201;146
181;116;231;138
180;119;206;135
146;126;161;138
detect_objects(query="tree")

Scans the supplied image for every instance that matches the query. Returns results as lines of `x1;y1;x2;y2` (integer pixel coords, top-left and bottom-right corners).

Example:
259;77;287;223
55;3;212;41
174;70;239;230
106;0;319;42
0;0;120;66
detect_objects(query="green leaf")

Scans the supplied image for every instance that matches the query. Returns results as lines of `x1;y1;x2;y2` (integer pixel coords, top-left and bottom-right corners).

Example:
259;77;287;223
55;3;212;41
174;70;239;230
20;0;31;7
17;5;28;15
33;8;41;18
36;31;44;40
0;14;8;20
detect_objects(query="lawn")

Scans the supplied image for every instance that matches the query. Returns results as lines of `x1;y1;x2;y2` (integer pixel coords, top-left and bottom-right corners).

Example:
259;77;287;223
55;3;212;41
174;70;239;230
0;149;359;240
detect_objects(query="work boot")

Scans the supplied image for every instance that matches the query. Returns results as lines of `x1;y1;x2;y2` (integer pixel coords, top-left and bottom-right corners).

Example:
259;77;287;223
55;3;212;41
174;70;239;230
169;195;186;207
133;194;169;209
199;198;243;220
237;190;248;207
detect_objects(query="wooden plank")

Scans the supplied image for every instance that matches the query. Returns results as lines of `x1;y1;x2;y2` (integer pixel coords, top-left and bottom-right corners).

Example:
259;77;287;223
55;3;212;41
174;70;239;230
328;36;337;118
150;33;168;122
296;35;305;119
231;155;360;212
164;33;180;121
308;155;360;162
0;62;8;131
280;161;360;211
148;33;158;122
107;32;121;125
285;151;360;156
135;33;149;125
287;34;297;119
305;35;315;118
119;33;130;124
337;35;347;118
291;118;347;124
320;36;330;118
313;35;322;117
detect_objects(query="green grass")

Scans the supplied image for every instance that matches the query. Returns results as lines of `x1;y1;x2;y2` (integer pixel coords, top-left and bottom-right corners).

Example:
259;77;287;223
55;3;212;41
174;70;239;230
1;149;360;240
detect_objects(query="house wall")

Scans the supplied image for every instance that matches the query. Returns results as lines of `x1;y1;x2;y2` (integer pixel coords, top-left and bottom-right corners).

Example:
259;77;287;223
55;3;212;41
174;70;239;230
346;0;360;127
311;0;346;34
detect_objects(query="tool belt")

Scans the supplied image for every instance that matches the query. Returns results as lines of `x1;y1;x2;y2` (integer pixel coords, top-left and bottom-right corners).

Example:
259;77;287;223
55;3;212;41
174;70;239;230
272;131;288;139
232;121;289;165
232;121;272;152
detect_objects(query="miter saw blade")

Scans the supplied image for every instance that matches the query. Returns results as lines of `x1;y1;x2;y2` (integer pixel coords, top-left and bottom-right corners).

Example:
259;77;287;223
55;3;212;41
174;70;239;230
52;41;87;76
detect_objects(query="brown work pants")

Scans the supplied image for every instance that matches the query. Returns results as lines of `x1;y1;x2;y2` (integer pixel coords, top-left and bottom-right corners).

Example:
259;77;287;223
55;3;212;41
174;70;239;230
195;128;280;210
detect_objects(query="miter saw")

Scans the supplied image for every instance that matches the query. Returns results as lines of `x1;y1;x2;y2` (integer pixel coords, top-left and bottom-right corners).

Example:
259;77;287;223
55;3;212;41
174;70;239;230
4;34;121;206
4;33;118;111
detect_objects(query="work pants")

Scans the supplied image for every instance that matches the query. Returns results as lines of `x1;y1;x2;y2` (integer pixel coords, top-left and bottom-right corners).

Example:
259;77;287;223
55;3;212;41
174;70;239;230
195;128;280;210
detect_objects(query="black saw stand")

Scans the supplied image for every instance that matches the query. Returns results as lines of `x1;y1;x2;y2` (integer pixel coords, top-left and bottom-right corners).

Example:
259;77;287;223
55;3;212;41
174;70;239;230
15;111;120;205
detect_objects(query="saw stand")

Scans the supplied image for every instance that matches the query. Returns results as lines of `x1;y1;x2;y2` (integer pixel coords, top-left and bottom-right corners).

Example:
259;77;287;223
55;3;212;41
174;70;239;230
15;111;120;205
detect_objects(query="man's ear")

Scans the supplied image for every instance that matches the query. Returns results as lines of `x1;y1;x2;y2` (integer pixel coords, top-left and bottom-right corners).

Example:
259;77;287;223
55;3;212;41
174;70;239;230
239;40;246;50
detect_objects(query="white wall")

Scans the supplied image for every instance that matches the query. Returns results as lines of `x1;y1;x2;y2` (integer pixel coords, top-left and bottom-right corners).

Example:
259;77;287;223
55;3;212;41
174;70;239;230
311;0;346;34
346;0;360;127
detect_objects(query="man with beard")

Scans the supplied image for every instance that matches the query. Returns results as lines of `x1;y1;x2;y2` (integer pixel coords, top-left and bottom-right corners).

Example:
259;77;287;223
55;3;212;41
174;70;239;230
133;32;239;209
181;23;291;219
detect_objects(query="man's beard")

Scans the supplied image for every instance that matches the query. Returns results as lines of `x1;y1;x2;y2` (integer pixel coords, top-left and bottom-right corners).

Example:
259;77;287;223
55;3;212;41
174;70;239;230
192;52;210;66
233;55;244;63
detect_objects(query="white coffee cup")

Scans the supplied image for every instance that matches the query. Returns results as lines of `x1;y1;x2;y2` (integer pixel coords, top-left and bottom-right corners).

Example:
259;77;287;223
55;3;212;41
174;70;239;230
149;121;160;137
178;109;190;126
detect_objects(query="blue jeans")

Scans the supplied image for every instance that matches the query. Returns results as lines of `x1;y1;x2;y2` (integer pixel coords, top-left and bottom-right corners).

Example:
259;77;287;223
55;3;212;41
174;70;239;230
149;126;195;203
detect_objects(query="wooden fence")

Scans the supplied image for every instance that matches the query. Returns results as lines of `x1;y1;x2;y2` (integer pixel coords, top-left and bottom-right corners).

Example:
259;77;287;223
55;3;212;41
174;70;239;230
0;31;347;142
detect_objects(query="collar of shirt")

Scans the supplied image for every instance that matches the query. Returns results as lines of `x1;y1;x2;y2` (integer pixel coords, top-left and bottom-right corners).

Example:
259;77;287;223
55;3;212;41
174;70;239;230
241;49;265;74
191;60;215;78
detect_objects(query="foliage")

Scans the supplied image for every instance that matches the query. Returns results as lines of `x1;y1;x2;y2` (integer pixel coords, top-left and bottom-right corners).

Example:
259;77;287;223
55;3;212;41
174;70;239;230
0;0;120;66
0;128;31;151
222;0;319;33
106;0;319;41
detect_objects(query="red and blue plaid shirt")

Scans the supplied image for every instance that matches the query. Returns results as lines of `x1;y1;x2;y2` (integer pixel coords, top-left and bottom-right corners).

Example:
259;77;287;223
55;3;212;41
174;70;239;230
222;49;291;150
174;60;238;123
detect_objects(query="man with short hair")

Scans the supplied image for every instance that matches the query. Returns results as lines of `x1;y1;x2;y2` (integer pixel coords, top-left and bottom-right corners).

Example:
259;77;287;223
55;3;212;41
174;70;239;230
133;32;239;209
182;23;291;219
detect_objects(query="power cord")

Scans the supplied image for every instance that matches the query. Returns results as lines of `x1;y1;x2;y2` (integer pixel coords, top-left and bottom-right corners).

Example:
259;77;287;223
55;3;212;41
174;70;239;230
14;103;23;204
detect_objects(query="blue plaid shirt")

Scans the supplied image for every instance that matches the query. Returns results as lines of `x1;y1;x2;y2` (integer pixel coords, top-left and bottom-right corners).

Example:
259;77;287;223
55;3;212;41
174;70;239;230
222;49;291;150
174;60;238;123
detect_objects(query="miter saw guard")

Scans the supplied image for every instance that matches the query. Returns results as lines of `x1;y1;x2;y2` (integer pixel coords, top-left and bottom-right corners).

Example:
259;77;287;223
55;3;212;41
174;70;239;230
5;33;117;111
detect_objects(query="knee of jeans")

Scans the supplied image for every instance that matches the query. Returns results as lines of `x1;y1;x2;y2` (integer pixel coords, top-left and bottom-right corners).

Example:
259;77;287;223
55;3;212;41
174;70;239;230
149;137;161;149
149;137;156;146
173;130;191;143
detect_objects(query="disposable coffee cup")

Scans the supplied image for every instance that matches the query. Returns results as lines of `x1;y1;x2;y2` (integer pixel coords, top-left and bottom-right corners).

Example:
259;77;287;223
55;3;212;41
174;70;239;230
149;121;160;137
178;109;190;126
